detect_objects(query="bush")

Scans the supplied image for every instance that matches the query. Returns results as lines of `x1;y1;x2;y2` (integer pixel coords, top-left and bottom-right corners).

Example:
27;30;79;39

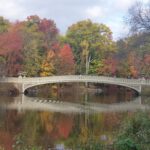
114;111;150;150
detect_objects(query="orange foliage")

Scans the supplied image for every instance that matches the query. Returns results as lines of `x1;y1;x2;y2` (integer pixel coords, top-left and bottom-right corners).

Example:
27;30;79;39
130;66;138;77
127;52;139;78
98;57;118;76
58;44;75;75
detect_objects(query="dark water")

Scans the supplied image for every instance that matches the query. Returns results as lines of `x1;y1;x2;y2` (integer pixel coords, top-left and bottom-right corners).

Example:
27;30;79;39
0;84;149;150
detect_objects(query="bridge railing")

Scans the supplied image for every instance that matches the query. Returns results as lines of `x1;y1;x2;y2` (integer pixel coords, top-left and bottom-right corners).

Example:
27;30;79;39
0;75;150;85
27;75;149;85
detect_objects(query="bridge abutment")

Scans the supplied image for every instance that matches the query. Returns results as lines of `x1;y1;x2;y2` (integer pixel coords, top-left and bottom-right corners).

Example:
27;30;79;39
14;83;25;94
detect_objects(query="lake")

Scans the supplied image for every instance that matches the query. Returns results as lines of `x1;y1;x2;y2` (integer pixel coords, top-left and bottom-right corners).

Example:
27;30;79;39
0;83;149;150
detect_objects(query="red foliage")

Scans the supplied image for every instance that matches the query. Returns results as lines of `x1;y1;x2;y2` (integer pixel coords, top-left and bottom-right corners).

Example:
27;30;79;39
58;44;75;74
51;43;60;52
99;57;118;76
39;18;59;50
0;31;22;55
57;116;73;138
128;52;139;78
0;30;23;76
39;18;58;35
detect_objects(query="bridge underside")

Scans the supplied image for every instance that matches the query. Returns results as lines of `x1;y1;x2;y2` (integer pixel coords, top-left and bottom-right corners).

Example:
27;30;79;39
21;80;142;94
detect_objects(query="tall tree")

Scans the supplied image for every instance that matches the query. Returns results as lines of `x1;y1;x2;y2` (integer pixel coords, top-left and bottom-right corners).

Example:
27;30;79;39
65;19;116;74
20;16;45;76
127;1;150;33
39;18;59;50
57;44;75;75
20;15;59;77
0;29;23;76
116;33;150;78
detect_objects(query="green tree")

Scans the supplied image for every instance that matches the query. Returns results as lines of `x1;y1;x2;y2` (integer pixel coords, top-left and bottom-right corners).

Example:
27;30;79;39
65;19;116;74
21;15;59;77
20;16;45;76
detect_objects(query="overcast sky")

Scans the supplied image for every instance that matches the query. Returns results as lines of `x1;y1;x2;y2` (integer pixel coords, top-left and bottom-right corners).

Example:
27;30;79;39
0;0;149;40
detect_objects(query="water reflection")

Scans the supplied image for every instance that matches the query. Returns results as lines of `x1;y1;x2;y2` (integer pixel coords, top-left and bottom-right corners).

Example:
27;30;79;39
0;95;149;113
0;88;149;149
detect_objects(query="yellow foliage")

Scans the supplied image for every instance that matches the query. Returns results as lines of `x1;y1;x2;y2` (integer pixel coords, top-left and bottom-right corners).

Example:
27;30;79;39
40;60;55;77
79;126;89;143
40;112;54;134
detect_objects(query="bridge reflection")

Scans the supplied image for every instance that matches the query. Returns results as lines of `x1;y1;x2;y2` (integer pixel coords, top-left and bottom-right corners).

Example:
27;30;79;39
1;95;149;113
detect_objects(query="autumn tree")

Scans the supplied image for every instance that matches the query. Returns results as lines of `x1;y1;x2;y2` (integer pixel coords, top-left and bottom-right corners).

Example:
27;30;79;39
116;33;150;78
97;56;118;76
20;15;59;77
18;16;44;76
56;44;75;75
0;28;23;76
40;50;56;76
114;1;150;78
0;15;60;77
141;54;150;78
65;19;116;74
39;18;59;50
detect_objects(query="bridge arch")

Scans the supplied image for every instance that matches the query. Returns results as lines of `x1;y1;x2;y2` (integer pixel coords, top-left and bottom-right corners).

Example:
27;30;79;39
23;77;141;94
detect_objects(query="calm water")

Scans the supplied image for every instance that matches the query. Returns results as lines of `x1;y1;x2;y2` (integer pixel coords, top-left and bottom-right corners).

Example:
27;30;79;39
0;84;149;150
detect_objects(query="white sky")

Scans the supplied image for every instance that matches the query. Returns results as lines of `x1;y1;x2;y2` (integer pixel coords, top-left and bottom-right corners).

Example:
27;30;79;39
0;0;149;40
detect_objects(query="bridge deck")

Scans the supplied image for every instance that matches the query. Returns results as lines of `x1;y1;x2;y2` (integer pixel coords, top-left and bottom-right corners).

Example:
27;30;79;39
1;75;150;85
0;75;150;93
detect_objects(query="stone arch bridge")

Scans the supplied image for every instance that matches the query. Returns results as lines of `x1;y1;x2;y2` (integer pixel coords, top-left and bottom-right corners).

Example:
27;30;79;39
0;75;150;94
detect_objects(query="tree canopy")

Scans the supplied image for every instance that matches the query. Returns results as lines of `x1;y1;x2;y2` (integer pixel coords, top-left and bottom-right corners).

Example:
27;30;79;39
65;19;116;74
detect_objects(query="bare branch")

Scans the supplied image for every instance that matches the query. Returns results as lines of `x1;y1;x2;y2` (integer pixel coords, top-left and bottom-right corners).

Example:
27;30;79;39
127;1;150;33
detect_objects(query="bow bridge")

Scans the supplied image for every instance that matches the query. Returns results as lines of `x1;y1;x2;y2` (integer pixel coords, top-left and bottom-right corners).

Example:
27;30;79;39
0;75;150;94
